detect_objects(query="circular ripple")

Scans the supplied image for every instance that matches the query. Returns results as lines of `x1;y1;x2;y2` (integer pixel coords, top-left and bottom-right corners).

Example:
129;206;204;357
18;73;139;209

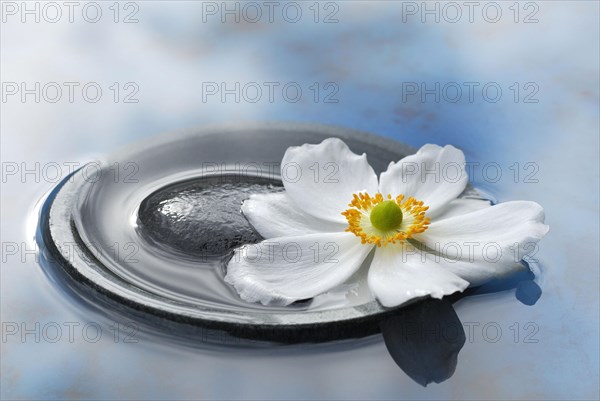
40;122;491;339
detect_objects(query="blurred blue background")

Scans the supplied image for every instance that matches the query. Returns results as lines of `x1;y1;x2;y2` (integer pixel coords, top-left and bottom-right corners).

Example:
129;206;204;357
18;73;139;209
1;1;599;399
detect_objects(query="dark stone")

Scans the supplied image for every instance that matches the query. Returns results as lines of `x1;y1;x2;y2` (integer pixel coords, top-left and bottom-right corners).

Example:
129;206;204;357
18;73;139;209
137;175;282;257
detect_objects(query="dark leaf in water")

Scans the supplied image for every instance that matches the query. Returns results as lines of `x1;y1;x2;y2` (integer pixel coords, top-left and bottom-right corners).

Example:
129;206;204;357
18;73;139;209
380;298;466;386
515;280;542;306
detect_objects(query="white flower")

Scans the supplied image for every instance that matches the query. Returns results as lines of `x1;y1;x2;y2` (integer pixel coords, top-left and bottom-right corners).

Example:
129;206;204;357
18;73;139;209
224;138;549;307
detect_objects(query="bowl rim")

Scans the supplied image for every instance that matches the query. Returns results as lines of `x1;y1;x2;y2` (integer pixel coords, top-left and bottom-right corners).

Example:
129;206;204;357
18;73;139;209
42;122;422;340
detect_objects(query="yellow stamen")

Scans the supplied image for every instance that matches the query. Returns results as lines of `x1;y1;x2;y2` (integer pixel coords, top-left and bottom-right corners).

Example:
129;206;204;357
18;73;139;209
341;192;430;247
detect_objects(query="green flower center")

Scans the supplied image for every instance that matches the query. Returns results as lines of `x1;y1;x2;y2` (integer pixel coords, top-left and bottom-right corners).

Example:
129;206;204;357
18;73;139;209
369;200;403;231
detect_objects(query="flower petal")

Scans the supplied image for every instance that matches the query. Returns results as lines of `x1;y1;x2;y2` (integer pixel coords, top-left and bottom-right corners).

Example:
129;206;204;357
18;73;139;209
418;201;549;284
368;244;469;308
225;232;372;306
379;144;468;218
281;138;379;224
242;192;346;239
433;198;491;220
416;252;526;287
